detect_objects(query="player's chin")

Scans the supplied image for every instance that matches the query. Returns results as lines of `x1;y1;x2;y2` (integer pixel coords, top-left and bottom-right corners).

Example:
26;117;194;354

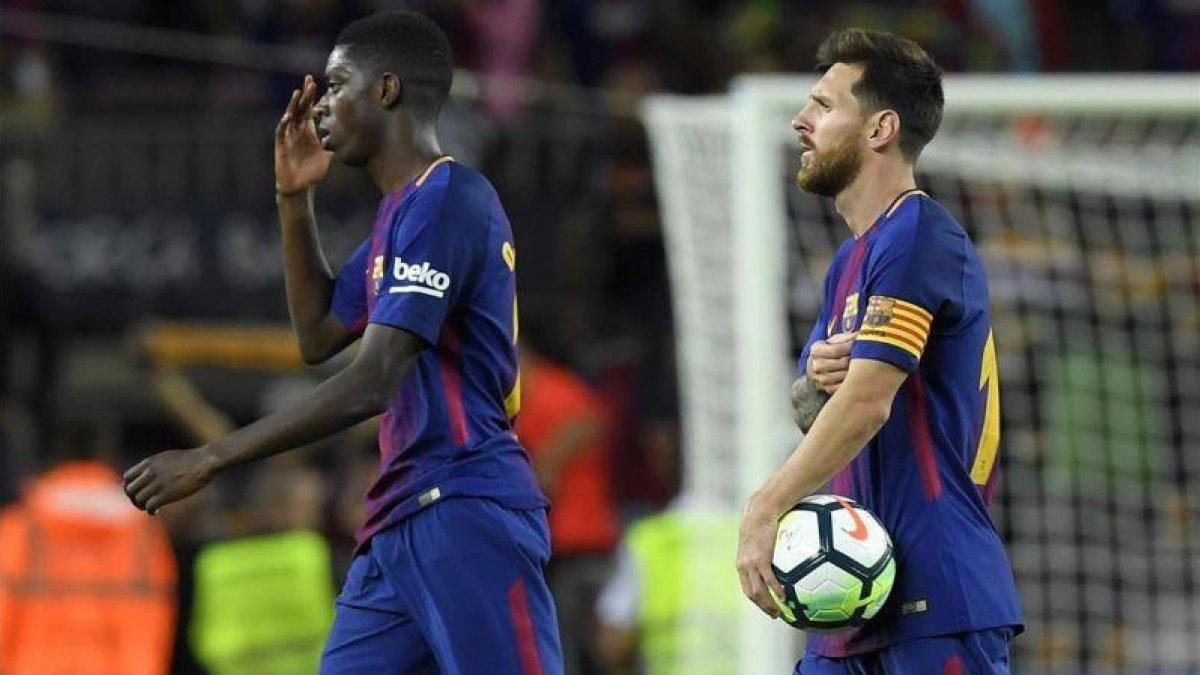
796;166;817;191
335;143;371;167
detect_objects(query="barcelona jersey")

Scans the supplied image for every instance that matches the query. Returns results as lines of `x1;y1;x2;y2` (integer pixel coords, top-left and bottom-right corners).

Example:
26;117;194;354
330;158;546;552
798;193;1023;656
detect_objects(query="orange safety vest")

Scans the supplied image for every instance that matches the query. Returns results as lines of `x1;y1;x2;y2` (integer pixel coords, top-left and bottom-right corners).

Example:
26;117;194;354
515;361;619;556
0;461;177;675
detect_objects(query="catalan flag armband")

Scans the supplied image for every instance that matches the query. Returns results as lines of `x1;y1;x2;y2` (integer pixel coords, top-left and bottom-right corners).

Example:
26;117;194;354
857;296;933;360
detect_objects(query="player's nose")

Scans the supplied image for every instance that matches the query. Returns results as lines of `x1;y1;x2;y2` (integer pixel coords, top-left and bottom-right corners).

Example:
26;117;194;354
313;92;331;117
792;111;812;134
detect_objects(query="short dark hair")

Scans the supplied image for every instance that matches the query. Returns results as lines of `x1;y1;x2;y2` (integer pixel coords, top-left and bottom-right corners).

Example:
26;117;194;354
816;28;944;161
336;10;453;123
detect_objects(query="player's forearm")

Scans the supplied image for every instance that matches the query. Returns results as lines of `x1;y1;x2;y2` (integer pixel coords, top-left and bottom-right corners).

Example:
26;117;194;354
792;375;830;434
753;388;890;517
277;189;338;353
204;359;395;472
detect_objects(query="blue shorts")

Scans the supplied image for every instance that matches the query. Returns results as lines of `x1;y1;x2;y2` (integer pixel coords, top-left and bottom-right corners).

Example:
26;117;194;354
320;498;563;675
796;628;1014;675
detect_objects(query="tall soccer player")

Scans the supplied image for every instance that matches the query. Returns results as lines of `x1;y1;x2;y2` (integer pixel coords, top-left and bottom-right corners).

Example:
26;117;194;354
735;29;1023;674
123;11;564;674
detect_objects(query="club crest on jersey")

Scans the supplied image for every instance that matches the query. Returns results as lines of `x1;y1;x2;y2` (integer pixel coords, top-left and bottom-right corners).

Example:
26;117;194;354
389;257;451;298
372;255;385;294
863;296;896;328
842;292;860;332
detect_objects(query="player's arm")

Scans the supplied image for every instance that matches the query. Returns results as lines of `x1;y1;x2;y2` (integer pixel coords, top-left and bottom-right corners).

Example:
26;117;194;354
790;376;826;434
123;324;424;514
275;75;355;364
737;357;907;617
792;332;856;433
758;358;905;510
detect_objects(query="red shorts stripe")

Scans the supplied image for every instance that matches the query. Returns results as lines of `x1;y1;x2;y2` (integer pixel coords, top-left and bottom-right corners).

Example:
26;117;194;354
507;578;545;675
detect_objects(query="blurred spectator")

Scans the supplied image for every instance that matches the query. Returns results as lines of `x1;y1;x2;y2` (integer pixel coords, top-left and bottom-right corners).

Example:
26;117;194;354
0;420;177;675
965;0;1040;70
516;338;620;675
462;0;542;121
188;523;335;675
0;42;59;132
595;496;740;675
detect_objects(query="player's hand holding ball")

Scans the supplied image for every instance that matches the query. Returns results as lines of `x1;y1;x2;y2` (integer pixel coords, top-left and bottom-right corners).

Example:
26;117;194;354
807;331;857;394
123;447;218;515
737;493;790;620
275;74;333;196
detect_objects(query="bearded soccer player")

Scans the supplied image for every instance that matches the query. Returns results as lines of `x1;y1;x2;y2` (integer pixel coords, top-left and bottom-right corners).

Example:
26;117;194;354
123;11;563;674
735;29;1023;674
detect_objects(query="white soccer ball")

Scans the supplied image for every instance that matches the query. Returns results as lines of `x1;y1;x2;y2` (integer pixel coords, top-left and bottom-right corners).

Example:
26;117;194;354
771;494;896;632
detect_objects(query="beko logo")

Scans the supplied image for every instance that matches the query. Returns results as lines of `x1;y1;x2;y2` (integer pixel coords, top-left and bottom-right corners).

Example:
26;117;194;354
389;258;451;298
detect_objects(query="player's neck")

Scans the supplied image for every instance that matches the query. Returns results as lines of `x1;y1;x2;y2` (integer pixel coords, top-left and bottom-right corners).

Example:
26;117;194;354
834;163;918;238
367;124;445;194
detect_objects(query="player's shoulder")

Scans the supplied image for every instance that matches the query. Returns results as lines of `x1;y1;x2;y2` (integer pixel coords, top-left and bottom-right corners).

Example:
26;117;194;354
876;194;968;251
425;161;496;203
408;161;498;222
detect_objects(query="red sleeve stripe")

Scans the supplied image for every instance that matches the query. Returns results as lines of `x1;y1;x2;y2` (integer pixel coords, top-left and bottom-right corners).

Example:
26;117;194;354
891;299;933;323
877;320;928;346
858;330;924;358
889;311;931;337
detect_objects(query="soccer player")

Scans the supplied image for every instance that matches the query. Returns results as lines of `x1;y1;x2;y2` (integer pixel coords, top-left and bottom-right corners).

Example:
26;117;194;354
123;11;564;674
735;29;1023;673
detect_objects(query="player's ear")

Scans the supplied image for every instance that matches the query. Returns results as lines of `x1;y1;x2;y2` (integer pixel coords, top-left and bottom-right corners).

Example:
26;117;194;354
867;109;901;152
379;72;403;109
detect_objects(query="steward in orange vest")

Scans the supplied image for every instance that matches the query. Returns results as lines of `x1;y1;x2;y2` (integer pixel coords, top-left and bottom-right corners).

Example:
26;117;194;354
0;460;177;675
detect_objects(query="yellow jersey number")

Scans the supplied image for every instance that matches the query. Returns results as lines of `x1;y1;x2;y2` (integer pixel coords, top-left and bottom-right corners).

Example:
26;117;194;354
502;242;521;419
970;330;1000;484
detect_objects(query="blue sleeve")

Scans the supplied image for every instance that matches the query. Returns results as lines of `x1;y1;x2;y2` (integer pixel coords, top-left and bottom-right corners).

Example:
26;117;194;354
331;238;370;333
852;213;963;372
370;189;480;345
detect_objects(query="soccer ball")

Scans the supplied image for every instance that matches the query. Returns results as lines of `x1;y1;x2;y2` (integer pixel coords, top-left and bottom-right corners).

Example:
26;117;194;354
770;494;896;632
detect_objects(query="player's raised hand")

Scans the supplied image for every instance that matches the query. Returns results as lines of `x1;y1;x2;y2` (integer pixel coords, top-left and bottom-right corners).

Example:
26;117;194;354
807;331;857;394
737;496;788;620
275;74;333;196
123;447;218;515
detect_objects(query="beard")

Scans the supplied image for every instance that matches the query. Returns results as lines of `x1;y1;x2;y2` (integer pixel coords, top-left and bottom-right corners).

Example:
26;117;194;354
796;135;863;197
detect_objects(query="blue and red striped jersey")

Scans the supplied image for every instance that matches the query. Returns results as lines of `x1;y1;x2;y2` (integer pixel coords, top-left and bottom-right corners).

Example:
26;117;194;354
799;192;1023;656
331;158;546;552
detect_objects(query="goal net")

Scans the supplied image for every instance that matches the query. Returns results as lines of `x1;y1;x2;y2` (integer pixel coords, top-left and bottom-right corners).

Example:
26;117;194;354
643;75;1200;673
